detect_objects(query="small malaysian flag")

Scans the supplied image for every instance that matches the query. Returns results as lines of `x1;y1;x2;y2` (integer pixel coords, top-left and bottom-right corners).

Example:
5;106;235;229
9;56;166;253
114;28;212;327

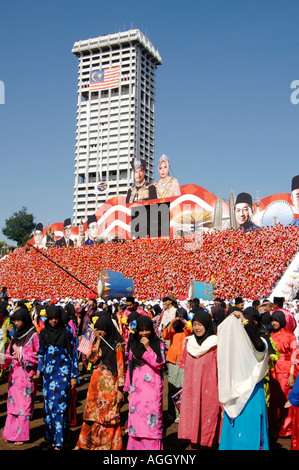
78;325;95;355
89;67;119;91
172;389;182;414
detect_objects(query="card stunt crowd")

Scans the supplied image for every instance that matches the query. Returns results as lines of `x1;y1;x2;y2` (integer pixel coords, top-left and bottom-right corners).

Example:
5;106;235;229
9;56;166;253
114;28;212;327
1;172;299;450
2;223;299;302
1;282;299;451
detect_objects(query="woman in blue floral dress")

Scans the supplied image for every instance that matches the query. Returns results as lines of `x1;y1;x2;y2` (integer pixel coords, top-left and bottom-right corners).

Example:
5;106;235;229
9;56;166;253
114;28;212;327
33;305;79;449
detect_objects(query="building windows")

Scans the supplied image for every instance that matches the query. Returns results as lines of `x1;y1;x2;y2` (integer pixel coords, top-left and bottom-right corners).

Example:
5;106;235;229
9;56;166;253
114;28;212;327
78;174;86;184
72;30;161;223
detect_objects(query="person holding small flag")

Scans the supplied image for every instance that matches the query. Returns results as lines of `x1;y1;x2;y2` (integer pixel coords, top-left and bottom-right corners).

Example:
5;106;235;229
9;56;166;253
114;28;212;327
79;298;98;371
124;315;165;450
75;312;125;450
77;323;96;357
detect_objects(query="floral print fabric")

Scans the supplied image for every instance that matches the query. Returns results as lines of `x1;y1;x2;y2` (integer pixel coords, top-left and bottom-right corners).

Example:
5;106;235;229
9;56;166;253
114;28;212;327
124;345;165;442
76;342;125;450
2;332;39;442
37;326;79;447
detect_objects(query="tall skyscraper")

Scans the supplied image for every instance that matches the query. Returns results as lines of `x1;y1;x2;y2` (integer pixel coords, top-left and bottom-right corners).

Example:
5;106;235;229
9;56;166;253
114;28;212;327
72;29;162;224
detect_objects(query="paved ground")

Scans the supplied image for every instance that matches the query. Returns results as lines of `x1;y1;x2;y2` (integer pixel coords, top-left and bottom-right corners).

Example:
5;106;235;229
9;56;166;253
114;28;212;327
0;369;291;451
0;369;191;452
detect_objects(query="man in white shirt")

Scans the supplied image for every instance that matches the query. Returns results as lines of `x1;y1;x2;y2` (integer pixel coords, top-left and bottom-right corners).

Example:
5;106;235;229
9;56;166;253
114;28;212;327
160;294;177;331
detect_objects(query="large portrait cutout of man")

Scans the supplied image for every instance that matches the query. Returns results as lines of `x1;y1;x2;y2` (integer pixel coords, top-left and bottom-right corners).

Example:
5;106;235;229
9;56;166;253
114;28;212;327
235;192;261;232
291;175;299;227
126;158;157;204
55;218;74;247
33;223;45;249
84;214;98;246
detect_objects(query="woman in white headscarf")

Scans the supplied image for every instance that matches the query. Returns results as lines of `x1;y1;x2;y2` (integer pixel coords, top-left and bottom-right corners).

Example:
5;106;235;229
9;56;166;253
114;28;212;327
217;310;269;450
178;310;221;449
154;154;181;199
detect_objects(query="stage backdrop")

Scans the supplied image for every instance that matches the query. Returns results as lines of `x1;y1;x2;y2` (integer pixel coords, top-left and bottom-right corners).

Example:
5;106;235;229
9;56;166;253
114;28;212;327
27;184;299;248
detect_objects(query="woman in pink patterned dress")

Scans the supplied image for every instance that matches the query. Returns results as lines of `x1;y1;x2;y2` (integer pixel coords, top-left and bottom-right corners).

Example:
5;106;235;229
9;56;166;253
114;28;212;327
2;307;39;445
124;315;165;450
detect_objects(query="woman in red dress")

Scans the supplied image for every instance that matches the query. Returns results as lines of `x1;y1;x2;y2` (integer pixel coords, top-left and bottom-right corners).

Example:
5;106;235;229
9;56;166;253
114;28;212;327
268;310;299;438
177;310;221;449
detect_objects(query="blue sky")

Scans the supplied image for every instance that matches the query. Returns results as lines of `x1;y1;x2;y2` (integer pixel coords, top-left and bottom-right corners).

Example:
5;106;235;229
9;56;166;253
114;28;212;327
0;0;299;242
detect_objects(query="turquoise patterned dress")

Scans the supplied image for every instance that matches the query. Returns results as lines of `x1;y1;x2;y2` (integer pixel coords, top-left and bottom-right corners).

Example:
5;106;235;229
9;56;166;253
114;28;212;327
37;326;79;447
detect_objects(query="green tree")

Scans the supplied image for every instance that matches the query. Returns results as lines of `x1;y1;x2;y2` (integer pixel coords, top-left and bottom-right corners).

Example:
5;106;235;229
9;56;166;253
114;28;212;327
2;206;35;246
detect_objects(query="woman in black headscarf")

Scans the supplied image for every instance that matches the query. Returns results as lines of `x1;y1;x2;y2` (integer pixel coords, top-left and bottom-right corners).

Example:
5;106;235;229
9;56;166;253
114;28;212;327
2;307;39;445
242;306;280;408
271;309;287;330
93;312;125;376
178;309;221;449
75;312;126;450
39;305;73;355
124;315;165;450
190;309;215;345
128;315;163;381
10;306;36;348
211;305;226;332
243;307;274;351
33;305;79;450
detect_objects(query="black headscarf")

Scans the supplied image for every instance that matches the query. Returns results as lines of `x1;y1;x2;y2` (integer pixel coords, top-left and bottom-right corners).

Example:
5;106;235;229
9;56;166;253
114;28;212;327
39;305;73;356
191;310;214;345
271;310;286;330
173;308;188;333
152;304;162;316
0;300;9;319
129;315;163;384
11;307;36;348
127;310;141;324
176;307;187;320
60;308;71;326
94;312;124;375
211;305;226;326
65;302;76;323
243;306;261;325
243;306;275;355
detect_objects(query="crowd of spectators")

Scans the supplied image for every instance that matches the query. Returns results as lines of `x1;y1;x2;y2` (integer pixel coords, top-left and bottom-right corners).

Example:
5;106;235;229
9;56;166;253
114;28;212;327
0;224;298;302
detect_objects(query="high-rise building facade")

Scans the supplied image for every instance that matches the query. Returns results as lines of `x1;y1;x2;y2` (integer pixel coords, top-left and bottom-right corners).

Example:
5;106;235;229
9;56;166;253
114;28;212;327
72;29;162;224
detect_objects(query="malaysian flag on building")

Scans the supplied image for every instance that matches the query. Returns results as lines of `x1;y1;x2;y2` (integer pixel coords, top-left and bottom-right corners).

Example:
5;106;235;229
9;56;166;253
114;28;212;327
89;67;119;91
78;325;95;355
